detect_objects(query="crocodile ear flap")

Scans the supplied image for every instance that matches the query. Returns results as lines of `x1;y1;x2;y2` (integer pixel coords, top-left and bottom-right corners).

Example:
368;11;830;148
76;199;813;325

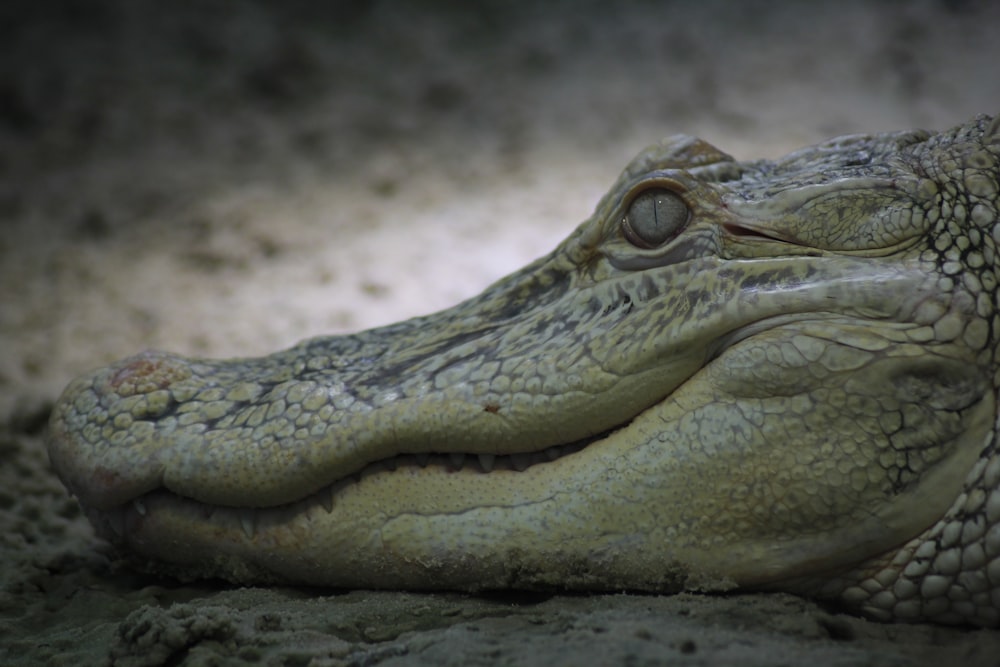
623;136;734;179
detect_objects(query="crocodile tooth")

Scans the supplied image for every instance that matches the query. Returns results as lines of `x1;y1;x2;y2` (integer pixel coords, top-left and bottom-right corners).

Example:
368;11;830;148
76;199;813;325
239;511;257;539
449;452;466;469
510;453;530;471
478;453;495;472
544;446;561;461
133;499;147;516
415;452;430;467
318;487;334;513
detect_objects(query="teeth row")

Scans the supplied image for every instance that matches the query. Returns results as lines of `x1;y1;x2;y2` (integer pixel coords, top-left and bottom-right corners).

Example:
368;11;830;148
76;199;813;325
121;500;265;540
119;442;591;540
362;442;584;476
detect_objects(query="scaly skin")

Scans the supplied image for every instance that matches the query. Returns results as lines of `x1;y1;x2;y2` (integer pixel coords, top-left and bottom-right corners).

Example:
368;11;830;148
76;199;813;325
47;115;1000;625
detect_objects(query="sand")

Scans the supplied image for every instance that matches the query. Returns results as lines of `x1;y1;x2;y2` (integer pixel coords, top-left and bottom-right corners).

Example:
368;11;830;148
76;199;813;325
3;1;1000;664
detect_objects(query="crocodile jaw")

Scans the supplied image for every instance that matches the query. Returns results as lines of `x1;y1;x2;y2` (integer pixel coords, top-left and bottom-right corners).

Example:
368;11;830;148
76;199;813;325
49;253;991;592
94;378;993;594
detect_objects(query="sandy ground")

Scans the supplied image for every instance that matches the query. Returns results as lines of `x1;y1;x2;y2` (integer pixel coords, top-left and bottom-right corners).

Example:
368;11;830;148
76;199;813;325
3;1;1000;664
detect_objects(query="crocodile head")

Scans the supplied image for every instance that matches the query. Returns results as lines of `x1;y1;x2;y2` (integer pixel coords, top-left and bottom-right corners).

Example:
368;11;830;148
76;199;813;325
47;115;1000;625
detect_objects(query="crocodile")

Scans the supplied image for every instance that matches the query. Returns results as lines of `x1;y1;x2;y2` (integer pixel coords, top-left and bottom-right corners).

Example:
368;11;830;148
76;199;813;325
47;114;1000;626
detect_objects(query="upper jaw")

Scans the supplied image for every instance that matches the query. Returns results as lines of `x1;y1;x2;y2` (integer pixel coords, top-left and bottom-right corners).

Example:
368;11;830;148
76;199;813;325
46;244;938;519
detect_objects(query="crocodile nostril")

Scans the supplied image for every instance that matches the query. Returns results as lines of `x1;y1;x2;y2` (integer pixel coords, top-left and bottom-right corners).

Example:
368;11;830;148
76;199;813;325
107;351;192;396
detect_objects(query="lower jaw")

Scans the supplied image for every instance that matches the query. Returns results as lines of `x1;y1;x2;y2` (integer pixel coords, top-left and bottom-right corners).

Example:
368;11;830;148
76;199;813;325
83;433;700;590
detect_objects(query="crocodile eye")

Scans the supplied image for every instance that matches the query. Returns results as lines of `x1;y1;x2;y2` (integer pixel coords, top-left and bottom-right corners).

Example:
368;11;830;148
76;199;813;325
621;188;689;249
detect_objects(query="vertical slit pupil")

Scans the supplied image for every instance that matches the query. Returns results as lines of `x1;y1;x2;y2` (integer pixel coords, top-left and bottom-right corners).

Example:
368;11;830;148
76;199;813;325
623;188;688;248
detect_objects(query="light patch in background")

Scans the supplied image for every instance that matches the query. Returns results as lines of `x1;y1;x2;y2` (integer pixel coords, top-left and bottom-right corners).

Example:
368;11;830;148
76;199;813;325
2;0;999;420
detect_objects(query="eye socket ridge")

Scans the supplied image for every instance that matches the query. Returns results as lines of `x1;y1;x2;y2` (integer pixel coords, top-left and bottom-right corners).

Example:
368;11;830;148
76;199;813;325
620;186;690;249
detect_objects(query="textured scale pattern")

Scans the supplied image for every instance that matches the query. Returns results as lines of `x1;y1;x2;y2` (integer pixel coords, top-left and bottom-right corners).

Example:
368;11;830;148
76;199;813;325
816;118;1000;625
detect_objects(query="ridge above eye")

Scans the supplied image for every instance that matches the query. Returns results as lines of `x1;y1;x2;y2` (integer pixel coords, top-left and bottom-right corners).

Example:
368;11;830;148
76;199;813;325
621;188;689;249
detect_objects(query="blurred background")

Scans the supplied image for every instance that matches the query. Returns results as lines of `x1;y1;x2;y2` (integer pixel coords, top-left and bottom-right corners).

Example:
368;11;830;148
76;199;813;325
2;0;999;419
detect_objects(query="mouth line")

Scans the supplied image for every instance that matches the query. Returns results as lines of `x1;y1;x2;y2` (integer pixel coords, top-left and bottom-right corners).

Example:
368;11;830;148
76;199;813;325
352;434;600;477
94;421;627;540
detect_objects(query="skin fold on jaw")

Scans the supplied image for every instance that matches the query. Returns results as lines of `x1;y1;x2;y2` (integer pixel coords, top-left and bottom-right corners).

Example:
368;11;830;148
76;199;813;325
47;114;1000;626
